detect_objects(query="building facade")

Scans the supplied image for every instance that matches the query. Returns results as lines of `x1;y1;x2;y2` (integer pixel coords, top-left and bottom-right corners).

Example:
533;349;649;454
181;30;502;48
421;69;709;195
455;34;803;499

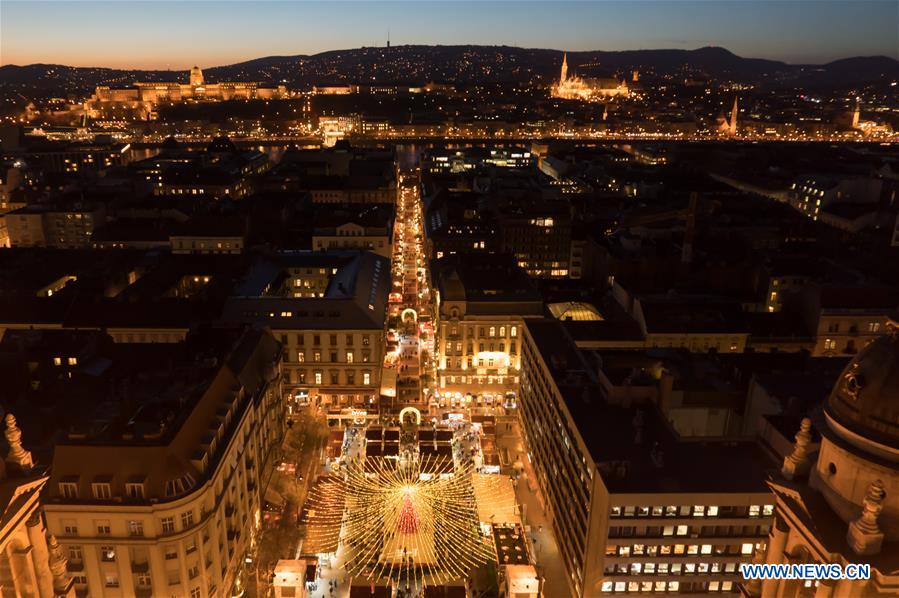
222;252;390;409
43;329;284;598
0;415;75;598
85;67;288;120
758;318;899;597
552;53;629;101
518;320;775;597
433;254;543;402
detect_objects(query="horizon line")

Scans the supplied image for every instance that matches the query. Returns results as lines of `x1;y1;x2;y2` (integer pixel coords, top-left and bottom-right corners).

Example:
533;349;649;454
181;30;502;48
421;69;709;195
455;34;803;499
3;43;897;71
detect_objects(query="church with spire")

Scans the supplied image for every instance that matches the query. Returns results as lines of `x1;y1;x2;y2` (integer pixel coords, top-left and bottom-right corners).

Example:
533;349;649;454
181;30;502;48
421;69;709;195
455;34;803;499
749;317;899;597
718;96;740;136
552;52;629;101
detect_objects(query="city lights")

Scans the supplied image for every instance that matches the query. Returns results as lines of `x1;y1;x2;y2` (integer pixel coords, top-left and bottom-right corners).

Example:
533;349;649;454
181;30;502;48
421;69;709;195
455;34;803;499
304;455;510;589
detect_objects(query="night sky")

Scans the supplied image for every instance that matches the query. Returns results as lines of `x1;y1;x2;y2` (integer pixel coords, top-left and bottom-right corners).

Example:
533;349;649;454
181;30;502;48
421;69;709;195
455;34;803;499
2;0;897;69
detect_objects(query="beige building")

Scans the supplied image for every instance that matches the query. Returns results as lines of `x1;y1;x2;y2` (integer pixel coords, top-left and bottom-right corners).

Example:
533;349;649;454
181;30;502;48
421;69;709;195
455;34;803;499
800;284;897;357
222;252;390;410
612;281;750;353
85;67;288;120
433;254;543;402
6;203;105;248
518;320;775;597
759;318;899;597
311;205;393;258
43;329;284;598
0;415;75;598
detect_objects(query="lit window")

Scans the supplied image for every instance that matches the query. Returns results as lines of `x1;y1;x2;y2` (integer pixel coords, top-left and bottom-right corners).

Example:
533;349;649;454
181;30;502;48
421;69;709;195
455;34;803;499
60;482;79;499
128;520;144;537
92;483;112;499
161;517;175;533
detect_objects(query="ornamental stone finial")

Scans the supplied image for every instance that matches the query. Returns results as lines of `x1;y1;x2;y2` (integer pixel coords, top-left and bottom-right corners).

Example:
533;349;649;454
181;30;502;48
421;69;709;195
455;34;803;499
781;417;812;480
847;479;886;555
4;413;33;473
48;534;73;593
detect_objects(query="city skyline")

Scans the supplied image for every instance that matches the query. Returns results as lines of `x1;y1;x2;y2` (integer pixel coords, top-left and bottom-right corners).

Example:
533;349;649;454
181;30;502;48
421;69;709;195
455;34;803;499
2;0;898;69
1;2;898;597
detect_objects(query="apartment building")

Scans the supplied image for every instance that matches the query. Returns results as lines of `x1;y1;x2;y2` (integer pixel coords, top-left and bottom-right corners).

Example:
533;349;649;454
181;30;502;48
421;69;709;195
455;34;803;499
496;199;573;278
311;203;393;258
799;284;898;356
6;202;105;248
222;251;390;408
43;329;283;598
518;320;775;597
432;253;543;402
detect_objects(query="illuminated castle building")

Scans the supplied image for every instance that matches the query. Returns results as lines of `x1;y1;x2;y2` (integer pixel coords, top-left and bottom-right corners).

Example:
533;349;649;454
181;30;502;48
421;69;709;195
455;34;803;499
552;53;628;101
84;66;289;120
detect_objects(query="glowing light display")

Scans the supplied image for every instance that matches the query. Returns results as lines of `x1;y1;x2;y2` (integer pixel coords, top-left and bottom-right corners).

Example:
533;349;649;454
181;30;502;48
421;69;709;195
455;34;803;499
304;455;506;588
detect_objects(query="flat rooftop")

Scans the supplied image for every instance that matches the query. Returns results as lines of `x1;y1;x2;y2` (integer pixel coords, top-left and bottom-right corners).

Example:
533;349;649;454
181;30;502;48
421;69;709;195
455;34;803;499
525;319;774;495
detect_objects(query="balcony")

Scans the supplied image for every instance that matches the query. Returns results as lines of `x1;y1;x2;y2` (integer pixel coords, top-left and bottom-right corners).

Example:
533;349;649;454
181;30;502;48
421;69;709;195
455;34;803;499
135;588;153;598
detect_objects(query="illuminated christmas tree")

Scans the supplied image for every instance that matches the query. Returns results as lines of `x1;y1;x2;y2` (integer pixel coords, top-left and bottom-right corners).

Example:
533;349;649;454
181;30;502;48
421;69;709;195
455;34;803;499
304;454;513;588
397;489;419;534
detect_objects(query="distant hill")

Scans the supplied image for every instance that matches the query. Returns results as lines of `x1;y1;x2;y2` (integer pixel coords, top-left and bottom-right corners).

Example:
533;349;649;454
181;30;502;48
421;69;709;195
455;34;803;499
1;45;896;96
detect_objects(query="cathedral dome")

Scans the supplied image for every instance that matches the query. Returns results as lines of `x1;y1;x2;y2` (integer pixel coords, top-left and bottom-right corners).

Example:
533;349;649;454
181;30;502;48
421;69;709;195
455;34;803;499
825;316;899;453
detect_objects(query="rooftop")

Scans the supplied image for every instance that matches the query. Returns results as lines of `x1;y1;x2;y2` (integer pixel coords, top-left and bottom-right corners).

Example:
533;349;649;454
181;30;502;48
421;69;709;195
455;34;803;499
525;319;774;494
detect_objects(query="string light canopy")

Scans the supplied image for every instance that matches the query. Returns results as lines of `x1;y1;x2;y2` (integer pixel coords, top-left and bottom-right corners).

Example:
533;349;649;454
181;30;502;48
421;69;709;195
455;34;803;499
304;454;506;589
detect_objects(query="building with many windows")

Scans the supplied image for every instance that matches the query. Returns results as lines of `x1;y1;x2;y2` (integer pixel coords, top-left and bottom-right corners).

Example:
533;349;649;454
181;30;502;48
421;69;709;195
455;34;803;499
496;199;573;279
85;66;288;120
432;253;543;402
518;319;776;597
43;328;283;598
6;202;106;248
311;203;393;258
799;284;898;357
222;251;390;409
